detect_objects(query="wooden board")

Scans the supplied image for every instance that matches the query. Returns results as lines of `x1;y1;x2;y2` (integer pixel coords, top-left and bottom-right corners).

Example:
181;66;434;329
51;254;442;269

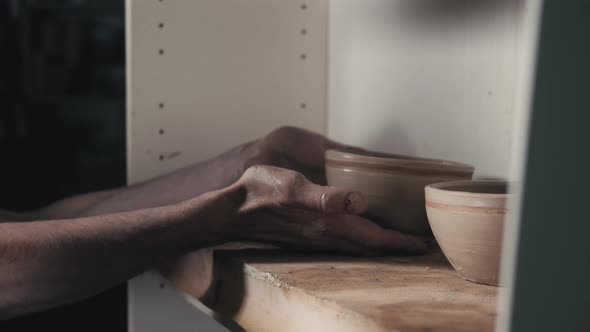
163;247;498;332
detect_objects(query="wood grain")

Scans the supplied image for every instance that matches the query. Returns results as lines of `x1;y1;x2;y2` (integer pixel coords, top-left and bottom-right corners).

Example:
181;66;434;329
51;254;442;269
163;247;498;332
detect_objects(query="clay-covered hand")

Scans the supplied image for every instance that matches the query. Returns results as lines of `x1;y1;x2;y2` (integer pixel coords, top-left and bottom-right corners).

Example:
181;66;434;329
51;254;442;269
215;165;429;255
240;126;364;185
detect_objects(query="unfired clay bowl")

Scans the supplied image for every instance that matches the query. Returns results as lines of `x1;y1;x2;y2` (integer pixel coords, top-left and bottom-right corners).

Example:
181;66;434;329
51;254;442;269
425;180;510;286
325;149;475;235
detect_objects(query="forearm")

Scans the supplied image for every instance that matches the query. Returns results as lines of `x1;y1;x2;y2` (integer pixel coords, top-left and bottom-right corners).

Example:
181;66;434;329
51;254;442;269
40;141;254;219
34;190;118;220
0;189;231;319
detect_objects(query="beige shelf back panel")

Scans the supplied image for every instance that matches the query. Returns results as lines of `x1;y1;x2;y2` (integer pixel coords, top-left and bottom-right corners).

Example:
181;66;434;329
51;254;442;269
127;0;328;184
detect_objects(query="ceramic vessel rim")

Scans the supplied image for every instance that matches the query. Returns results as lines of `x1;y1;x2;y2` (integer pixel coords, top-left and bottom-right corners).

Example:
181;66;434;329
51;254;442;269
425;180;512;198
425;180;512;209
325;149;475;172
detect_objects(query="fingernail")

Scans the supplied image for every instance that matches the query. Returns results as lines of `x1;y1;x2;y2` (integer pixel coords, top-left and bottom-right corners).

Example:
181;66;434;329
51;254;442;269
345;192;364;213
344;192;357;213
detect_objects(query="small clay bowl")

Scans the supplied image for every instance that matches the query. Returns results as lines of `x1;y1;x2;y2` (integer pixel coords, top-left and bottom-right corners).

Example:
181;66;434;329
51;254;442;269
425;180;510;286
325;149;474;235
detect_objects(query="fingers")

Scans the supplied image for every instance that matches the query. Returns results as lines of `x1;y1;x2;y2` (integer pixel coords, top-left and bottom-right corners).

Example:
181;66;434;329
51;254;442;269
292;182;368;215
267;211;429;254
290;164;327;185
242;166;367;215
325;215;429;253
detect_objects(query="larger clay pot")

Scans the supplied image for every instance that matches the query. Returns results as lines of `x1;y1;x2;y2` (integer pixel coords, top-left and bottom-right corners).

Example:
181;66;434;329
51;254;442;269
425;180;510;286
325;149;474;235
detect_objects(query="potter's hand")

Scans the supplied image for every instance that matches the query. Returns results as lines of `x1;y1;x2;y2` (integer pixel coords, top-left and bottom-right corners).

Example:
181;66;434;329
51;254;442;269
212;165;428;254
241;126;363;185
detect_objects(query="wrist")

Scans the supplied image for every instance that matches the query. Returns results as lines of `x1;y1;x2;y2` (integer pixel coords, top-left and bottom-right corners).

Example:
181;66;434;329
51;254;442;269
175;183;246;248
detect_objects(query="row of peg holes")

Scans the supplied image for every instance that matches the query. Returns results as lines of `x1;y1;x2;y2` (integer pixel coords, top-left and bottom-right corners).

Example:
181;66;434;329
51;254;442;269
157;0;165;162
155;3;310;162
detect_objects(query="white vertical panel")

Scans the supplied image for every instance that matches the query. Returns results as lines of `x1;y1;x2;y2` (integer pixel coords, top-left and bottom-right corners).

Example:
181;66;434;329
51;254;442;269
128;0;328;183
328;0;526;178
126;1;327;330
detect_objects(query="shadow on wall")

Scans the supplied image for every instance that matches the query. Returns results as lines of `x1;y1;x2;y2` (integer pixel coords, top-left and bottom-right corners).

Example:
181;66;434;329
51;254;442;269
374;0;522;24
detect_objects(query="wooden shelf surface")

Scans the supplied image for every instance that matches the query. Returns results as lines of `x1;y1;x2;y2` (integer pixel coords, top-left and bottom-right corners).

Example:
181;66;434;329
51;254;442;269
163;245;498;332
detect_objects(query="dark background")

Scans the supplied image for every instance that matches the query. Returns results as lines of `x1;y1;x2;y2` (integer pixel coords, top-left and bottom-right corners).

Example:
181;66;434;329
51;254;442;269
0;0;126;331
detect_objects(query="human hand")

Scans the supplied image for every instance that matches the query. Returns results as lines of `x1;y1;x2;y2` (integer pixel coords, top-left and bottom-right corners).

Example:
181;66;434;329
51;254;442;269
240;126;365;185
213;165;429;255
